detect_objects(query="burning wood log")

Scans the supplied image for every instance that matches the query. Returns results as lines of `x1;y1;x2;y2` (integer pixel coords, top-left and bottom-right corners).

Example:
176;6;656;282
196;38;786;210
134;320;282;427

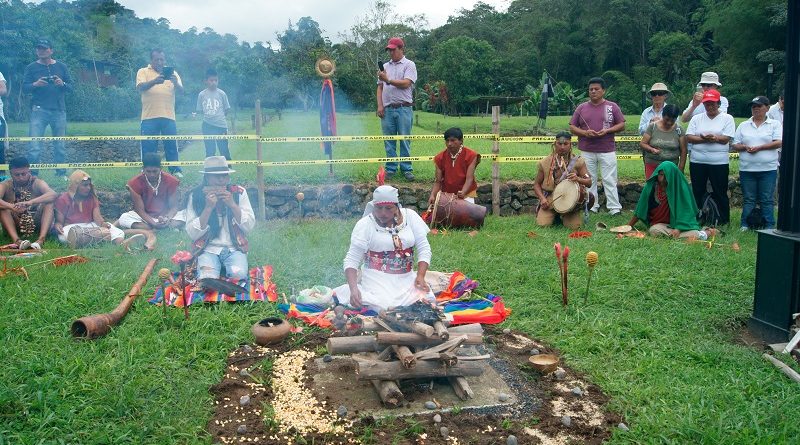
327;336;381;354
370;380;404;408
392;345;416;369
375;332;483;347
353;356;485;381
408;321;435;338
433;321;449;340
439;352;458;367
448;376;475;400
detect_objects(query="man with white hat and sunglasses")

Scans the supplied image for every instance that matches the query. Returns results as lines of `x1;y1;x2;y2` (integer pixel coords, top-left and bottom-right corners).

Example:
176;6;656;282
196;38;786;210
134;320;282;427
185;156;255;283
681;72;729;123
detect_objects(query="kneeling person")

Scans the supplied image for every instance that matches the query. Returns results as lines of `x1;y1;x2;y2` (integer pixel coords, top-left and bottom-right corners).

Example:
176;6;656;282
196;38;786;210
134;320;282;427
185;156;255;283
54;170;142;247
533;132;592;229
118;153;181;230
628;162;709;239
0;156;57;249
428;127;480;204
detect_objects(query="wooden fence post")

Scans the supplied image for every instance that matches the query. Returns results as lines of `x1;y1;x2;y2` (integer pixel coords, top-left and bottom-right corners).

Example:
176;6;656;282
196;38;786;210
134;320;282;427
491;106;500;216
255;100;266;221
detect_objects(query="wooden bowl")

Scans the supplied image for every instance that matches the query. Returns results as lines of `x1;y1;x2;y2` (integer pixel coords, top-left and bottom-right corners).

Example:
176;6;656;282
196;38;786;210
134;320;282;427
529;354;560;374
251;317;291;346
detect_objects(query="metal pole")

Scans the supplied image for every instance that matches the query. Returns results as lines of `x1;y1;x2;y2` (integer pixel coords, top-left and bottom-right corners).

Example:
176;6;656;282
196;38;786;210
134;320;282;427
491;106;500;216
255;99;266;221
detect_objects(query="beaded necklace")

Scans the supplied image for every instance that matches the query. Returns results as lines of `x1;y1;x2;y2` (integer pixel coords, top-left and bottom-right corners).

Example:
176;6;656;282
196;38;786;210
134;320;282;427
144;171;162;196
449;146;463;167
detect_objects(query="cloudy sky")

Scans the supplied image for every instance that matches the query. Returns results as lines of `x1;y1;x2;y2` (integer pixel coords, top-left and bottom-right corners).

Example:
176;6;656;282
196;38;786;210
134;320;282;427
115;0;510;45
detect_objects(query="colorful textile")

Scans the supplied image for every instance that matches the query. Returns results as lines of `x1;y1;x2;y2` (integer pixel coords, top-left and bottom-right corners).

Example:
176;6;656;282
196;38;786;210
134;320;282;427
278;303;376;328
434;271;479;302
149;265;277;306
443;294;511;325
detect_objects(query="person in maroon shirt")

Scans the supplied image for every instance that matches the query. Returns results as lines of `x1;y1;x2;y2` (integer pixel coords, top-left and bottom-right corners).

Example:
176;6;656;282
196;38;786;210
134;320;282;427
116;152;181;230
54;170;135;246
428;127;480;205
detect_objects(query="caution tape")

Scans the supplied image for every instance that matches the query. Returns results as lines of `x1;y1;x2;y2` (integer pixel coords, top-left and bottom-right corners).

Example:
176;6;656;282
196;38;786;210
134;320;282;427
1;153;747;170
1;133;652;143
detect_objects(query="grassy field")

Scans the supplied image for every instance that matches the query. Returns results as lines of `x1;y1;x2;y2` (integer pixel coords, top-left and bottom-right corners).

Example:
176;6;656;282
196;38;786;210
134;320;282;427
6;111;745;190
0;212;798;444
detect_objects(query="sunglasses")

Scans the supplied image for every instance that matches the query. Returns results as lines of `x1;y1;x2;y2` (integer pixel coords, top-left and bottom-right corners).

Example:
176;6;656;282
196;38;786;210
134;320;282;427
650;91;667;96
700;83;715;87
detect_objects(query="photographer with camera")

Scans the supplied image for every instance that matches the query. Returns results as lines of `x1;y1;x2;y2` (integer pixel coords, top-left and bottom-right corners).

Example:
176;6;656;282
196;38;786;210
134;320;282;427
22;39;73;180
136;49;184;177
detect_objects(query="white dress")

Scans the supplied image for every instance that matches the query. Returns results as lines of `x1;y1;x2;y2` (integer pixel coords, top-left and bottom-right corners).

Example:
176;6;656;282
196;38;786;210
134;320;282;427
334;208;434;310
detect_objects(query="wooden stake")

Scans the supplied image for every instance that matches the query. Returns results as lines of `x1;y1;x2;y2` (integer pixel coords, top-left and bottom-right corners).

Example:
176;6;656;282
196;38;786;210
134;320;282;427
763;353;800;384
370;380;404;408
448;376;474;400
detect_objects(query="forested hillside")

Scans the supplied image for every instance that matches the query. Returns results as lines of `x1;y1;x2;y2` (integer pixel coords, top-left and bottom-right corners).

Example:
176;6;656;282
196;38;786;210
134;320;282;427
0;0;787;121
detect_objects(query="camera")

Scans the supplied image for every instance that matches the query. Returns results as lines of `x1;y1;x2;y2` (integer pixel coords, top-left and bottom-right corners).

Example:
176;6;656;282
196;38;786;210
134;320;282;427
46;76;58;83
161;66;174;79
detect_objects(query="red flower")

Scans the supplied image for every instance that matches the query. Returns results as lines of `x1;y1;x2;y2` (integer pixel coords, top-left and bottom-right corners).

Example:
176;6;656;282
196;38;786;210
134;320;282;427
171;250;192;265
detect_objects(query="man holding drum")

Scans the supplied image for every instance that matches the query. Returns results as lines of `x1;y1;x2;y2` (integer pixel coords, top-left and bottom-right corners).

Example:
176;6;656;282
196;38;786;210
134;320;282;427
533;131;592;229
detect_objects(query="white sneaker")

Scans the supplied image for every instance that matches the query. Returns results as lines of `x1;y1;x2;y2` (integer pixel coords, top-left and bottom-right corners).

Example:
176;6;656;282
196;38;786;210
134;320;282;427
740;226;749;232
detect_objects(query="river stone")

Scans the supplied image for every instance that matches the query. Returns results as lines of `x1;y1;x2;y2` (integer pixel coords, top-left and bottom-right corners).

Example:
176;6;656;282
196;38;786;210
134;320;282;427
238;369;250;378
618;422;630;431
561;415;572;427
529;348;540;356
554;369;567;380
236;424;247;434
571;387;583;396
239;395;250;406
433;414;442;423
337;405;348;418
242;345;253;353
424;401;437;410
498;393;511;402
323;354;333;363
506;435;518;445
440;427;449;438
502;328;511;334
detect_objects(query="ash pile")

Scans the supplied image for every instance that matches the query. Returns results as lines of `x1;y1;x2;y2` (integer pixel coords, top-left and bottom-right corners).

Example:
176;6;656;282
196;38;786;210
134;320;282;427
326;301;489;408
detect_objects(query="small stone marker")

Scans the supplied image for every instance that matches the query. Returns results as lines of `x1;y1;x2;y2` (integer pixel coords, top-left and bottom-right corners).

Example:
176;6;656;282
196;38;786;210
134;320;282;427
498;393;511;402
323;354;333;363
529;348;540;355
425;401;437;410
238;369;250;378
506;435;518;445
554;369;567;380
502;328;511;335
440;427;449;438
337;405;348;418
561;415;572;427
618;422;629;431
571;387;583;396
239;395;250;406
242;345;253;353
236;425;247;434
433;414;442;423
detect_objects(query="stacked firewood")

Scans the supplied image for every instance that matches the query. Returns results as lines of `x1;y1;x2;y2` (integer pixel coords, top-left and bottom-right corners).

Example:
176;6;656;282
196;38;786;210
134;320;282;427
326;302;489;408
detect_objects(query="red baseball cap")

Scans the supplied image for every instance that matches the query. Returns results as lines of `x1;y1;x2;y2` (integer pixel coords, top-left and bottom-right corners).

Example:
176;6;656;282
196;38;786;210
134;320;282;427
385;37;404;50
701;89;721;103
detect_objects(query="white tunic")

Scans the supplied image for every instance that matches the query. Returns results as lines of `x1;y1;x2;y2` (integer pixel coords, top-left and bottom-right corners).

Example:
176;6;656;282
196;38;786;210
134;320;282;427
334;208;433;310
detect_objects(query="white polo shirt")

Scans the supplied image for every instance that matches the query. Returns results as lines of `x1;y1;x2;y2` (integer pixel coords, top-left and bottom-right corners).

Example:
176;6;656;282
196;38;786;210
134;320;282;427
687;112;736;165
767;103;783;124
733;117;782;172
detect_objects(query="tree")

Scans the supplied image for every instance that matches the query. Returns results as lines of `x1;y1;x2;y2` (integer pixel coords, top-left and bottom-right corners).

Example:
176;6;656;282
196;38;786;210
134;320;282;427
275;17;332;110
429;37;499;112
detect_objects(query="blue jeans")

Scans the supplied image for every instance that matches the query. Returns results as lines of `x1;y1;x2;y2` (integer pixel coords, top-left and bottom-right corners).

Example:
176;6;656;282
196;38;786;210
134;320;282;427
381;106;413;174
202;122;231;159
197;247;249;284
140;118;181;173
29;107;67;176
740;170;777;228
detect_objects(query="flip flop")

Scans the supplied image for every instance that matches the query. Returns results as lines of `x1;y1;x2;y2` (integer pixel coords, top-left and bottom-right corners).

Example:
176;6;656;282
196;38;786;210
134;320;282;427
595;222;608;231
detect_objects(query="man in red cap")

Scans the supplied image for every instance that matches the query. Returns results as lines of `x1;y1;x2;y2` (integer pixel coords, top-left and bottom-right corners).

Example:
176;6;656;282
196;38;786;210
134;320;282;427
686;89;736;225
377;37;417;181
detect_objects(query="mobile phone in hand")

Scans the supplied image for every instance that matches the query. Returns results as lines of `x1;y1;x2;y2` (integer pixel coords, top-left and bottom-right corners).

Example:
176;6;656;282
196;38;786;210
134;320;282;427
162;66;174;79
378;61;384;72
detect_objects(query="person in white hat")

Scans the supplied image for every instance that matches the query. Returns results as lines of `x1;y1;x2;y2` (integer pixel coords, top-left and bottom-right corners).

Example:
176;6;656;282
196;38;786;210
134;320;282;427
680;72;729;123
185;156;255;283
638;82;671;135
333;185;434;310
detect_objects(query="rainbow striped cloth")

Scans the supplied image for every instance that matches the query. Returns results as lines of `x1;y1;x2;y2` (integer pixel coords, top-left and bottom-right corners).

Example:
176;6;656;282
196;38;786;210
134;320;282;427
148;265;278;306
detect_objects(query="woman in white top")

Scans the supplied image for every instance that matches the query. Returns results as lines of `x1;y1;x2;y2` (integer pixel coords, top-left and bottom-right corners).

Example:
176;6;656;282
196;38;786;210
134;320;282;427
334;185;433;310
732;96;783;230
686;89;736;225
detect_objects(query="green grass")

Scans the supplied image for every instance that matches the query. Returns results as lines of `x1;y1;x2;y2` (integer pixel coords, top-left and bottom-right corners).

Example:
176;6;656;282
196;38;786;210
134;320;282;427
6;111;745;190
1;213;798;444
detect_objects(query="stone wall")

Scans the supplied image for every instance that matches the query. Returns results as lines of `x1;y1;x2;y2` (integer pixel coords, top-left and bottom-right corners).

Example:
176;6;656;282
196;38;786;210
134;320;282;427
91;179;746;222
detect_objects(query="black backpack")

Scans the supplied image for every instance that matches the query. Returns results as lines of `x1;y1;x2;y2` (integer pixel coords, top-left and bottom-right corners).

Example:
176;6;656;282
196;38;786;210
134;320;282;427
697;193;721;227
746;206;768;230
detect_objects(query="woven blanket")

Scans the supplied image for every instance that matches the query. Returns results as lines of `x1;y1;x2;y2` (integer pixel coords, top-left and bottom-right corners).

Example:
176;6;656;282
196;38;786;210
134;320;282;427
148;265;278;306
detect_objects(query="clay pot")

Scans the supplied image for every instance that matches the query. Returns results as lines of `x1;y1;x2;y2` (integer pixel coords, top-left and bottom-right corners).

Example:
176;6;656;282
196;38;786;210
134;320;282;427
251;317;291;346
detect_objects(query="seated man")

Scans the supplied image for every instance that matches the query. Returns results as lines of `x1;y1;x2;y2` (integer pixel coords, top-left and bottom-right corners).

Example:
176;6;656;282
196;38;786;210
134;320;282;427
533;131;592;229
428;127;480;205
334;185;433;310
185;156;255;283
628;161;712;240
117;152;181;230
0;156;57;249
54;170;142;247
